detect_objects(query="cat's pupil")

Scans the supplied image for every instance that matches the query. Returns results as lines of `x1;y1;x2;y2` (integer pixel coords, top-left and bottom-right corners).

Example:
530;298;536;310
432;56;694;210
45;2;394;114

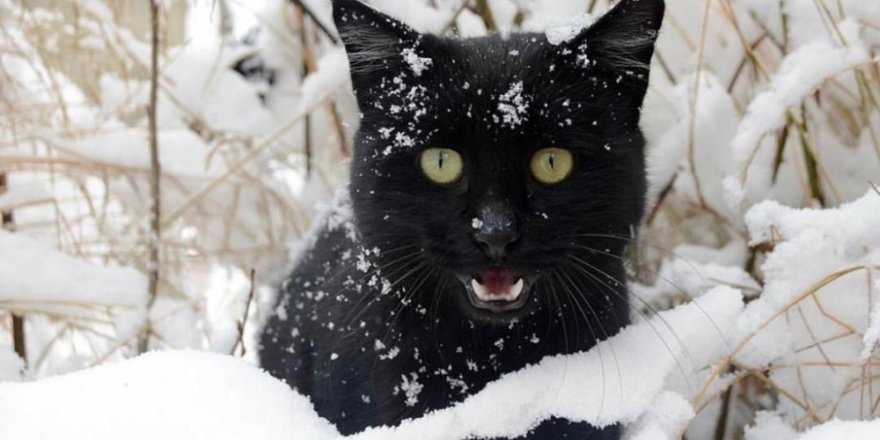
438;152;446;169
548;154;555;170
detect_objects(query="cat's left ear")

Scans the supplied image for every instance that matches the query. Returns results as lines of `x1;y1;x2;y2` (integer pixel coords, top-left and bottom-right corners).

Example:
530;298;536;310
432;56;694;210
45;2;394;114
563;0;665;76
332;0;425;91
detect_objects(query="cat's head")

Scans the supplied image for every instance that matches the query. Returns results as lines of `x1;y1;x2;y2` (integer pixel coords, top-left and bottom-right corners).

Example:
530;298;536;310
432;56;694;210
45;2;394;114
333;0;663;323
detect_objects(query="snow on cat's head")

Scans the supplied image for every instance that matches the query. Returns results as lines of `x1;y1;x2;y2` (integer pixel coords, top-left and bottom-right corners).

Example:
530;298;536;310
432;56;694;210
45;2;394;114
333;0;664;322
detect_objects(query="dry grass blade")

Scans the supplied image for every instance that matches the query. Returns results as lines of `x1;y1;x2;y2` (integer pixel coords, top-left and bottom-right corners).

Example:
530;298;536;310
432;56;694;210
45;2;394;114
231;269;257;357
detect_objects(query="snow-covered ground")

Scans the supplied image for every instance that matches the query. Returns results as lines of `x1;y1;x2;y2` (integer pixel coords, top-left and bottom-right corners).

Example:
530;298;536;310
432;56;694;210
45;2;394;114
1;0;880;438
0;287;872;439
1;289;740;439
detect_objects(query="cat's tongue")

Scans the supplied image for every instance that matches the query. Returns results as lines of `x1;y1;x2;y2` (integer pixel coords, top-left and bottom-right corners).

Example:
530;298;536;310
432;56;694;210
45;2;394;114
472;267;524;302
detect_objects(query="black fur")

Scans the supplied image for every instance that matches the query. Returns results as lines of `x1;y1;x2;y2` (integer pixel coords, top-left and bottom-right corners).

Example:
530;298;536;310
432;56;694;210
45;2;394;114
259;0;664;438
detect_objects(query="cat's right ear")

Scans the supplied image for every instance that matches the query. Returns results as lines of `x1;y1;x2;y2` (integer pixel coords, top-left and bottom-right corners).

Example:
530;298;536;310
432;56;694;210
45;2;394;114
332;0;422;91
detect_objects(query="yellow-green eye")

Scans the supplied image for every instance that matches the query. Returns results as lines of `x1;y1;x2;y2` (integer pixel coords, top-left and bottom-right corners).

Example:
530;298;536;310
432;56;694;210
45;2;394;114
531;148;574;184
420;148;463;185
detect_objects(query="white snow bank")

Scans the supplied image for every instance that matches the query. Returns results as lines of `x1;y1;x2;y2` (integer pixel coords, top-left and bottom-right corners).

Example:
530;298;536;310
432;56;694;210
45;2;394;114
0;288;743;439
745;412;797;440
0;230;146;307
0;346;24;382
0;350;340;440
625;391;695;440
796;419;880;440
743;413;880;440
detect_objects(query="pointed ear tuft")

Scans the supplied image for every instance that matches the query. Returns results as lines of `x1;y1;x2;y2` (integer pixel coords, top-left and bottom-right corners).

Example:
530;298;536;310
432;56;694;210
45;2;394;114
568;0;665;73
332;0;423;90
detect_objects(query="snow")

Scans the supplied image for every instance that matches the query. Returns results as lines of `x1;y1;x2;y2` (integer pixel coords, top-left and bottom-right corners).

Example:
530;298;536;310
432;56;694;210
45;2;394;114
0;288;742;439
0;351;340;440
0;183;52;211
635;257;759;303
496;81;529;128
731;39;870;168
401;47;433;77
0;230;146;308
297;48;350;112
748;415;880;440
745;412;798;440
796;419;880;440
0;347;24;382
862;301;880;362
0;230;148;344
647;72;740;217
544;14;593;45
42;130;223;179
4;0;880;437
625;392;695;440
733;191;880;422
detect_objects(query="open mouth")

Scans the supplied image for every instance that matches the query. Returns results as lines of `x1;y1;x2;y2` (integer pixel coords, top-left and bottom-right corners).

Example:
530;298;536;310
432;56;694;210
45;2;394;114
460;267;532;313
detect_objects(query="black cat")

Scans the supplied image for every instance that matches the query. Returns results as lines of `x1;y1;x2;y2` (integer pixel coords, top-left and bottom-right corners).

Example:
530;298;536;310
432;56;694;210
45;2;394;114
259;0;664;438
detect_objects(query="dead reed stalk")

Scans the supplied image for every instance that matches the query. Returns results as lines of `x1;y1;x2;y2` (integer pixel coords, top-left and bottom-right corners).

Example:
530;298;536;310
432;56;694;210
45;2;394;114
139;0;162;354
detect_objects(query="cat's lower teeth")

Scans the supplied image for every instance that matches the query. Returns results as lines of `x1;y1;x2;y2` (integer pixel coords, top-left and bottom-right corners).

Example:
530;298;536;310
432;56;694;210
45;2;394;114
471;278;524;302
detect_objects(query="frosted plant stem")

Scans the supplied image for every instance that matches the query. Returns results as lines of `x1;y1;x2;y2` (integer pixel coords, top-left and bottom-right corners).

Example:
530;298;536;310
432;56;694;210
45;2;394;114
475;0;497;32
290;0;339;44
139;0;162;355
11;315;25;366
687;0;714;212
441;0;470;34
297;5;313;176
1;172;26;367
713;380;734;440
794;106;827;206
231;269;257;357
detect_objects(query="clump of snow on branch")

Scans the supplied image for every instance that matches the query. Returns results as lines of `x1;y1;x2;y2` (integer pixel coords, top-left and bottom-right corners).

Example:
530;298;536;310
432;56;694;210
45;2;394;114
730;192;880;424
731;36;870;168
0;230;146;307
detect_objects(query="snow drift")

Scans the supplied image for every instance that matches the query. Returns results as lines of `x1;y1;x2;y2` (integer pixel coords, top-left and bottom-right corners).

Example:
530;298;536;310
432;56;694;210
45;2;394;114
0;287;742;440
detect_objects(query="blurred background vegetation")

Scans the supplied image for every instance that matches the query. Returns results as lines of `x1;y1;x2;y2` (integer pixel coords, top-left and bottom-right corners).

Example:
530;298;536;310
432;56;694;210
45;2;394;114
1;1;879;438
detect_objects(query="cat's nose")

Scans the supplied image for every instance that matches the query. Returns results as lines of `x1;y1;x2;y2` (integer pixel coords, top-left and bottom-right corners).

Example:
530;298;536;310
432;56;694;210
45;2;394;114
473;201;519;259
474;229;519;260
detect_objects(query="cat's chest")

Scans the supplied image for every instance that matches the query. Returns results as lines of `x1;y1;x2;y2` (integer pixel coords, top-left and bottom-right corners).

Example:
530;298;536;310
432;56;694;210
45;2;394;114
308;321;552;428
298;289;566;415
